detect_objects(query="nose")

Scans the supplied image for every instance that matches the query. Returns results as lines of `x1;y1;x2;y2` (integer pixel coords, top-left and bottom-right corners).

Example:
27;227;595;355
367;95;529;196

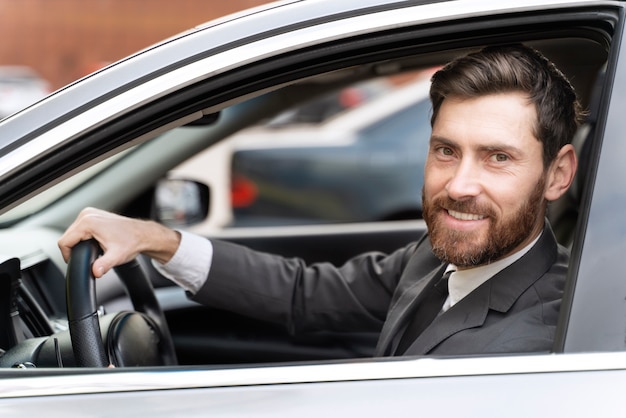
445;159;482;201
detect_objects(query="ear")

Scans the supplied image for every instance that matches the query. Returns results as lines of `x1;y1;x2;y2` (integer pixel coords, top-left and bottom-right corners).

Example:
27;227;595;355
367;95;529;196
544;144;578;201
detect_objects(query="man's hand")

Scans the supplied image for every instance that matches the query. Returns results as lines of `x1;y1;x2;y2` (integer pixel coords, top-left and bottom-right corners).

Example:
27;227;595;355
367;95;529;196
58;207;181;278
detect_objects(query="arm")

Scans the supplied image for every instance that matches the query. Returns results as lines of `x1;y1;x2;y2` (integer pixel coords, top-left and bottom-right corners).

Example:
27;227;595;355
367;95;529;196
192;239;418;334
59;207;419;335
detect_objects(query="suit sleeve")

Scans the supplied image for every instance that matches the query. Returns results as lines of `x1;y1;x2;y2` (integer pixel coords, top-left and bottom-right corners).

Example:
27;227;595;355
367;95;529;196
190;237;423;334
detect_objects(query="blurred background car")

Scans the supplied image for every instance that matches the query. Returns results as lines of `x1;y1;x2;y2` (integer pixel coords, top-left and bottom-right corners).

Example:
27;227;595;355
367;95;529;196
230;75;433;227
0;66;50;119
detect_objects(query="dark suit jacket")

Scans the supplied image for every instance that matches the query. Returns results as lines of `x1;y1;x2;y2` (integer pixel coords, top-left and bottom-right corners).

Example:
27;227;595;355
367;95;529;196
191;222;568;356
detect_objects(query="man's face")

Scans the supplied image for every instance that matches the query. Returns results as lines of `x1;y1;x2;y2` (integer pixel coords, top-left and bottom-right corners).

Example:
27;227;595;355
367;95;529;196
422;92;548;268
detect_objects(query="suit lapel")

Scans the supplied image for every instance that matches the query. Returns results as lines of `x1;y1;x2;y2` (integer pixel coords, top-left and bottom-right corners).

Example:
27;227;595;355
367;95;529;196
403;281;491;355
374;237;446;355
376;265;446;355
374;234;445;355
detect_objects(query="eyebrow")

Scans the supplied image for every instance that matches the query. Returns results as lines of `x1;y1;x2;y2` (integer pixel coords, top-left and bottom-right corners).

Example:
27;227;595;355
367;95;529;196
429;135;524;155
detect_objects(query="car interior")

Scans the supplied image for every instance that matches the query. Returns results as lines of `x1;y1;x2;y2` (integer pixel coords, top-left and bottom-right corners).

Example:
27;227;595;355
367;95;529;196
0;8;614;369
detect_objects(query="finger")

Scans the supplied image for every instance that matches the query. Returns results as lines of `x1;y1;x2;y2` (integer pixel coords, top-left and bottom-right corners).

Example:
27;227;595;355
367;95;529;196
92;259;107;278
58;228;97;262
58;208;105;262
91;246;137;278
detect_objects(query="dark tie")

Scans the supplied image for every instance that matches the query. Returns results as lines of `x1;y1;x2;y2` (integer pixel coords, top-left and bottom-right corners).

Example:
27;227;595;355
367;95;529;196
394;269;452;355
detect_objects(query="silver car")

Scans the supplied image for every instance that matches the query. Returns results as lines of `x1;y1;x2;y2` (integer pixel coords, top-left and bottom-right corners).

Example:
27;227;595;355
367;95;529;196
0;0;624;416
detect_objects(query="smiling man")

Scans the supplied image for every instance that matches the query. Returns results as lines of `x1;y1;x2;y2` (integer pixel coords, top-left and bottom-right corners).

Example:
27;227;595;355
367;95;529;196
59;44;581;357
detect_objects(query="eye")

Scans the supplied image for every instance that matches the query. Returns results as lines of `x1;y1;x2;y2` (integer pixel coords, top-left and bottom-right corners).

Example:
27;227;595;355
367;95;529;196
490;153;509;162
437;146;454;156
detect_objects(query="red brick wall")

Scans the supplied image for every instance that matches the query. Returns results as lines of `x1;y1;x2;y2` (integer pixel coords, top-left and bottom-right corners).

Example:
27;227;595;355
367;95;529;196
0;0;270;90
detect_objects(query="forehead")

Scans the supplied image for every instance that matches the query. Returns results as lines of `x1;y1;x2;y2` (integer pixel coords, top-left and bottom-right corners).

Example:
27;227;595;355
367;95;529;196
431;92;539;150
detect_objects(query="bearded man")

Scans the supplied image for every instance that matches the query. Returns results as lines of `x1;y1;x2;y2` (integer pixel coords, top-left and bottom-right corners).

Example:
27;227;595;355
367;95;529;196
59;44;581;356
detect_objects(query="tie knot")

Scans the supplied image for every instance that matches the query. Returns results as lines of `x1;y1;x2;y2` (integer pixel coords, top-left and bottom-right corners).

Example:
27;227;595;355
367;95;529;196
435;268;453;294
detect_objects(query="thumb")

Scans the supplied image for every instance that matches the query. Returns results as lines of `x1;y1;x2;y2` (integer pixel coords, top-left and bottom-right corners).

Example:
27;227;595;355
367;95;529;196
91;249;128;278
91;256;111;278
91;257;111;279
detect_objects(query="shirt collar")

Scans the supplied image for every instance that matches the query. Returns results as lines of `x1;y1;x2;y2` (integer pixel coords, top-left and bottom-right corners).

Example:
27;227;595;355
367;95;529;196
442;232;542;311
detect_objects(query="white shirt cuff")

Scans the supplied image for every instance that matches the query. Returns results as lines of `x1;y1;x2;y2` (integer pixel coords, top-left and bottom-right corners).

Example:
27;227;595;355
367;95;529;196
151;230;213;294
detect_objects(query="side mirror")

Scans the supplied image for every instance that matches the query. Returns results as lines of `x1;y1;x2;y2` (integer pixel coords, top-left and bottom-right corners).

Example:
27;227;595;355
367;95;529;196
153;178;210;228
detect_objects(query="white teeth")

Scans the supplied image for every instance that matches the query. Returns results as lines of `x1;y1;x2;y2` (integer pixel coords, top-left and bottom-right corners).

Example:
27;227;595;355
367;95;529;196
448;210;485;221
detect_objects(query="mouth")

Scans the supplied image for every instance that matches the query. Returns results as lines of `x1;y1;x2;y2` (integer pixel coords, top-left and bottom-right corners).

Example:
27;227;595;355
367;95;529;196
447;209;486;221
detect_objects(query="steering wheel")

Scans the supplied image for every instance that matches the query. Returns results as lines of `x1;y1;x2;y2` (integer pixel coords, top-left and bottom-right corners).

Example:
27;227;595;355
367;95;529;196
65;239;178;367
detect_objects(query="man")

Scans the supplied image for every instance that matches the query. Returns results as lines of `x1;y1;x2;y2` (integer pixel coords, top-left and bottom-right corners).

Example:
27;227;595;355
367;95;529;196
58;44;581;357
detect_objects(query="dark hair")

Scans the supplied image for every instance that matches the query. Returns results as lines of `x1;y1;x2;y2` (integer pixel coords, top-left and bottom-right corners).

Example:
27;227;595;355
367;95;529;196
429;44;584;167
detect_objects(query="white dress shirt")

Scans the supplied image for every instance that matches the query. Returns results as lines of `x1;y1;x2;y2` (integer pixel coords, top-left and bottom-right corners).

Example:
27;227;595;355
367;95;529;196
152;230;214;293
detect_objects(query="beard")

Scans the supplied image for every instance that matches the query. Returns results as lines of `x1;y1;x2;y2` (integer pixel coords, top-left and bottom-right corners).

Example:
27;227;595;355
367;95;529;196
422;177;547;267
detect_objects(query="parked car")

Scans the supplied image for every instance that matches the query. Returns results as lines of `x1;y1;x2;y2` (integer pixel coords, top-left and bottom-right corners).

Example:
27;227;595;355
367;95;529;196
0;66;49;119
0;0;625;416
229;76;433;227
